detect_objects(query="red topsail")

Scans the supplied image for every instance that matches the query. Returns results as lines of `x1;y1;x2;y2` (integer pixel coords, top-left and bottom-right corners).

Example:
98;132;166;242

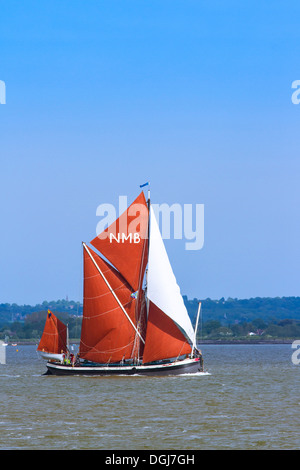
90;192;149;292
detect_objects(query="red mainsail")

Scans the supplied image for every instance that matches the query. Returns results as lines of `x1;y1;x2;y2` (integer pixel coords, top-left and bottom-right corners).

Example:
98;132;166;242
37;310;67;354
79;244;137;363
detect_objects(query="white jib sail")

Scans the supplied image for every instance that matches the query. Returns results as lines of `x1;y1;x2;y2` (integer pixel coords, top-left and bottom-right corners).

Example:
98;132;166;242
147;206;196;346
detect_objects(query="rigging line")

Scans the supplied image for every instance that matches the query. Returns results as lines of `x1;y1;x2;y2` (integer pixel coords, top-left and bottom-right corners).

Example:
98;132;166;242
82;304;130;319
84;284;132;300
85;267;132;293
85;247;127;282
83;296;132;307
79;339;134;354
82;300;133;319
84;272;101;280
83;291;112;300
87;344;134;354
82;305;120;319
42;331;65;337
175;339;190;362
83;242;145;345
86;265;120;280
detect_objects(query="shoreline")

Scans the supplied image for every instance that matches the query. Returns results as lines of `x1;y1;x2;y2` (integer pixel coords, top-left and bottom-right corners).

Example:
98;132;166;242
7;339;295;346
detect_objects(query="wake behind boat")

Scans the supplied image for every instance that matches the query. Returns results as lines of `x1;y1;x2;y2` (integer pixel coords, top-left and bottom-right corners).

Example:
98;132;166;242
38;186;204;376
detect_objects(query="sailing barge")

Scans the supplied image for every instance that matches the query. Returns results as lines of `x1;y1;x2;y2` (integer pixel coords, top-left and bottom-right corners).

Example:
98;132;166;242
38;188;204;376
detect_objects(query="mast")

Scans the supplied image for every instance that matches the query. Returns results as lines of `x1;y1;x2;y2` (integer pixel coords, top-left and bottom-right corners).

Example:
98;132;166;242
191;301;201;357
146;183;150;317
130;182;150;360
66;323;69;354
147;185;150;238
82;242;145;345
147;183;150;294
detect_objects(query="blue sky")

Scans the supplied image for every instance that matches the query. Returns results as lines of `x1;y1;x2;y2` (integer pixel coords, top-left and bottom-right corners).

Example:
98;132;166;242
1;0;300;304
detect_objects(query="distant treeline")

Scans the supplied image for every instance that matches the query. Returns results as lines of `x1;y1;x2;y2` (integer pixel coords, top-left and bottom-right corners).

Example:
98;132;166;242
1;296;300;325
0;299;82;324
1;310;300;343
199;318;300;341
1;296;300;342
183;296;300;325
0;310;81;342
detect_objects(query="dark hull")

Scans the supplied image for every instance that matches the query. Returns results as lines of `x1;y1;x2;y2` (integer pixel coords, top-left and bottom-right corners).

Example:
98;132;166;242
45;357;203;376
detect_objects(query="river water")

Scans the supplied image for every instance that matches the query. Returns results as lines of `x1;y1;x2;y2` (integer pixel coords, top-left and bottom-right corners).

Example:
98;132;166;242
0;344;299;450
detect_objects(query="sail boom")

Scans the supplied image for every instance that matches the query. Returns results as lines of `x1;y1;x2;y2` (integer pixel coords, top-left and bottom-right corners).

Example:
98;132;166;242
83;242;145;345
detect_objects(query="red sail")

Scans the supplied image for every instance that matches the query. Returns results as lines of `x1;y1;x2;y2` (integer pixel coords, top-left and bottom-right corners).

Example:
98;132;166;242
90;191;149;292
37;310;67;354
142;302;192;364
79;245;137;363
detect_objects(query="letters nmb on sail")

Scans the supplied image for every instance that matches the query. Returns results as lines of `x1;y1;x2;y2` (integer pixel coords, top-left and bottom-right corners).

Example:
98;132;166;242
90;192;148;292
